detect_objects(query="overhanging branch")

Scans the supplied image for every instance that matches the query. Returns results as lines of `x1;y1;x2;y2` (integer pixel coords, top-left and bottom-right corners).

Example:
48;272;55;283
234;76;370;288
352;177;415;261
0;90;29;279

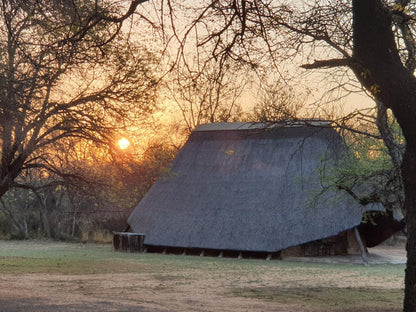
301;58;351;69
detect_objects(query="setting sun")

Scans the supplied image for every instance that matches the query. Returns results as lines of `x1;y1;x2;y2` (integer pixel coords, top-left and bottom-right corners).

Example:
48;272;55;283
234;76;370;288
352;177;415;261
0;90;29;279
118;138;130;150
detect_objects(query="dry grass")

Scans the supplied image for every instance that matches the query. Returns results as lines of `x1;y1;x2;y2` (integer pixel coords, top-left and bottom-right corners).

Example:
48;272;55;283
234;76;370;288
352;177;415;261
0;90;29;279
0;240;406;312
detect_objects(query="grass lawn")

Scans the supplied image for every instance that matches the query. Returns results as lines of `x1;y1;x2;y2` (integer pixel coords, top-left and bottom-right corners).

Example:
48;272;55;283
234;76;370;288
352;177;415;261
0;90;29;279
0;240;405;312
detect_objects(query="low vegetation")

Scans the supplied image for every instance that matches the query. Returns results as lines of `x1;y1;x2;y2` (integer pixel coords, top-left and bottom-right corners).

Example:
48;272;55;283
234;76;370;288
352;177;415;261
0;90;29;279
0;240;405;312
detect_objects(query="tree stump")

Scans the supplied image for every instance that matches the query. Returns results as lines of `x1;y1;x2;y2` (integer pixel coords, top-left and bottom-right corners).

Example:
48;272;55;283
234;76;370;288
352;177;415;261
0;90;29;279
113;232;145;252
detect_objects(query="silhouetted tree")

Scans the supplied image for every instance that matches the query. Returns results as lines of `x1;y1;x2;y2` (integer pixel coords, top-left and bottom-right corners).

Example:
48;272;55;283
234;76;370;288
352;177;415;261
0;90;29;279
0;0;157;199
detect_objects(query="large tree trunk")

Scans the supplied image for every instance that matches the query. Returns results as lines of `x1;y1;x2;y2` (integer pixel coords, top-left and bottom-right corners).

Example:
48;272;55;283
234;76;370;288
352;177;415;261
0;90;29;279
352;0;416;310
403;146;416;310
0;184;10;200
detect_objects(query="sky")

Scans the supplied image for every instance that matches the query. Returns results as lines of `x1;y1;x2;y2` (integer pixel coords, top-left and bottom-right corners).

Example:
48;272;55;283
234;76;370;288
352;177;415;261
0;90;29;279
127;0;377;142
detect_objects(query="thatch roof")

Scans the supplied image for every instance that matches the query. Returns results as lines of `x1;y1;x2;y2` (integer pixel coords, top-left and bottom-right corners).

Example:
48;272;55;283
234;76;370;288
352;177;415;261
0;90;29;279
128;122;377;253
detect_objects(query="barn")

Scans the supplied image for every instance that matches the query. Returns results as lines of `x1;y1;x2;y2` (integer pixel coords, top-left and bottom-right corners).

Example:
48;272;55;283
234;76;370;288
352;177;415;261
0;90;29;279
127;121;396;258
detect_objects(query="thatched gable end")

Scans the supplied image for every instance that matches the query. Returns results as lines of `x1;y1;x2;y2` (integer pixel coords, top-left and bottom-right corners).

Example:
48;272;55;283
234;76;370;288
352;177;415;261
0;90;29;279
128;122;372;253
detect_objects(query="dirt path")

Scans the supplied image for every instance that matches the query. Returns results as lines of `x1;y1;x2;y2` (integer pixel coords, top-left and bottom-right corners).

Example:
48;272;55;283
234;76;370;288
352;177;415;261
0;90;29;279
0;244;405;312
0;272;320;312
284;245;407;265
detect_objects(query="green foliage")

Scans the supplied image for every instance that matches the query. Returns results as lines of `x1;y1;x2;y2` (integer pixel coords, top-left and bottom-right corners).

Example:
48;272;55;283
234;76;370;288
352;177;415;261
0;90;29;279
325;118;404;211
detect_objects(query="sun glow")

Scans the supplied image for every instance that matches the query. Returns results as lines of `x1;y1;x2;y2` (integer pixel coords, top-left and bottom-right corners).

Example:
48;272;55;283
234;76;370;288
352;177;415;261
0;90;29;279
118;138;130;150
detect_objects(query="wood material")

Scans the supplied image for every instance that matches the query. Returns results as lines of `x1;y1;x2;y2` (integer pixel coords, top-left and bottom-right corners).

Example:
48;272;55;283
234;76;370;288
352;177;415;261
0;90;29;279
113;232;145;252
354;227;369;266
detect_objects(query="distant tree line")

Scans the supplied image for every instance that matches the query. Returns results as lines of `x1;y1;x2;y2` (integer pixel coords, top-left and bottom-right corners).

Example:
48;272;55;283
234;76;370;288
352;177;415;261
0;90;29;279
0;142;176;240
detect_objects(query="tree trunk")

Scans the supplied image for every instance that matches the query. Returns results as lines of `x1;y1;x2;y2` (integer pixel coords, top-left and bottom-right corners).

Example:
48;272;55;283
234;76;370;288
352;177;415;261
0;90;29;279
403;146;416;310
351;0;416;310
40;209;52;238
0;183;11;200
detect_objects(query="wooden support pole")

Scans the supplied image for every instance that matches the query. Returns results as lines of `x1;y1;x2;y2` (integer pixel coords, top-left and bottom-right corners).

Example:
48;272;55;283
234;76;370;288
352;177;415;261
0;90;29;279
354;227;369;266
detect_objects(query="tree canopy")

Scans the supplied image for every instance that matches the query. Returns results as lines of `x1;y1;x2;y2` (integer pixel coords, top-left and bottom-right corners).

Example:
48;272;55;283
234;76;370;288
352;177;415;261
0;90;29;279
0;0;158;198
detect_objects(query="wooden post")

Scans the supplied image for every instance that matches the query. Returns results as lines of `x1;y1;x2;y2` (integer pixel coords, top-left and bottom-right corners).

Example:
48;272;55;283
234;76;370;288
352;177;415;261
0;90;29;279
354;227;369;266
113;232;145;252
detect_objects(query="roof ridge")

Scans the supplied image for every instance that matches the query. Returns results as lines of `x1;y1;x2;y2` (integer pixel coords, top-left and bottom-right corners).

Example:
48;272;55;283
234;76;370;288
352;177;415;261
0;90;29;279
194;120;332;132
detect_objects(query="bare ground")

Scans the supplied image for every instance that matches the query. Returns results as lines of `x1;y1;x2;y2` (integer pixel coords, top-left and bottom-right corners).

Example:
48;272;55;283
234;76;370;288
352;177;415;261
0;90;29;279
0;244;406;312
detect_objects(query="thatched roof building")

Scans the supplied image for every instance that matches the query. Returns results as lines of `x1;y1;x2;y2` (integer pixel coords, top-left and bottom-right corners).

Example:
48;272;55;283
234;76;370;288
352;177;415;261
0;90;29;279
128;121;382;255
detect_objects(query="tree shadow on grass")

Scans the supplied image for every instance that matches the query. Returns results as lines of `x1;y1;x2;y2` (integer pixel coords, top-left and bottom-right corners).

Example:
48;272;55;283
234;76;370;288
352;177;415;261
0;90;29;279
232;286;403;312
0;298;167;312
